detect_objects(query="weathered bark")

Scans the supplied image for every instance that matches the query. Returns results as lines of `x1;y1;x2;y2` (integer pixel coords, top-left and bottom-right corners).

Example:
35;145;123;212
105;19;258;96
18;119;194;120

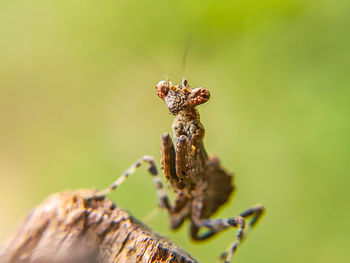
0;189;198;263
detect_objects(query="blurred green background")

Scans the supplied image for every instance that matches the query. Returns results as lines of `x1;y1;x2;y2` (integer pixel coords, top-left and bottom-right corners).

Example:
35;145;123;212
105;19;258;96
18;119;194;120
1;0;349;262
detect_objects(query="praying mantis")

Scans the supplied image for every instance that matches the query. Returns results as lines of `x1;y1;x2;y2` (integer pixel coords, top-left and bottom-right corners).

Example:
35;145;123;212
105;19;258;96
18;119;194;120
100;78;265;262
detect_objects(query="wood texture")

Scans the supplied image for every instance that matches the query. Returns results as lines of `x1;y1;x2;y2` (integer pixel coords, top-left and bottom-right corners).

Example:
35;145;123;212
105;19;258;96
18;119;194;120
0;189;199;263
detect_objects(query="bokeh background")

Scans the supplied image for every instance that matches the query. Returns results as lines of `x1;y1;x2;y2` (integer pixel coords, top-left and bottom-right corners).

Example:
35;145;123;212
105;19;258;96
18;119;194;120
1;0;349;262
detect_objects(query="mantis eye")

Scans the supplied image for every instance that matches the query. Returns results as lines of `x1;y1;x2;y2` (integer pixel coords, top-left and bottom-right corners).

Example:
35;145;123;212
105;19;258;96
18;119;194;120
188;88;210;106
156;80;169;99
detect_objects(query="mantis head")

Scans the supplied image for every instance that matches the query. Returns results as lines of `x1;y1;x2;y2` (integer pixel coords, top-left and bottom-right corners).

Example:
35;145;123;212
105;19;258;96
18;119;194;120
156;78;210;115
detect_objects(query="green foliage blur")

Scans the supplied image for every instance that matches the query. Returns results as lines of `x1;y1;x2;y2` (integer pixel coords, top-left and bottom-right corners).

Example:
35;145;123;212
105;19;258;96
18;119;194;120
0;0;349;262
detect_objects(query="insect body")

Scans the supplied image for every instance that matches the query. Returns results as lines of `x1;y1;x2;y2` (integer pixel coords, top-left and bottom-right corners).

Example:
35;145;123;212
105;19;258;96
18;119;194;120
156;79;234;228
102;79;265;262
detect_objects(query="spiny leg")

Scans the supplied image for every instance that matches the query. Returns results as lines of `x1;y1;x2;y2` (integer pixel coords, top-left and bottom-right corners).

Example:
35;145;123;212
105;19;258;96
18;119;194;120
191;204;265;263
225;204;265;262
191;215;245;259
239;203;265;233
162;133;193;188
160;133;178;183
163;132;198;192
98;155;171;210
175;135;198;191
161;133;192;229
175;135;190;177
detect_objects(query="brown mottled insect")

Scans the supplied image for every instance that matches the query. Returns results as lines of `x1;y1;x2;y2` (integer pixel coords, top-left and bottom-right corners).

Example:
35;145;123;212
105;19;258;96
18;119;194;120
101;78;265;262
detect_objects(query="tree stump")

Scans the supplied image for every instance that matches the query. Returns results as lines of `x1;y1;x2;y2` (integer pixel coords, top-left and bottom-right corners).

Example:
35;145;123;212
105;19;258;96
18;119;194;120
0;189;199;263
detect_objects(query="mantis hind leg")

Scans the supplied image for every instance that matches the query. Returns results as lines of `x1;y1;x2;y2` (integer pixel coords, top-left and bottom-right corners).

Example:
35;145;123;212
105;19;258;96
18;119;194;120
190;204;265;263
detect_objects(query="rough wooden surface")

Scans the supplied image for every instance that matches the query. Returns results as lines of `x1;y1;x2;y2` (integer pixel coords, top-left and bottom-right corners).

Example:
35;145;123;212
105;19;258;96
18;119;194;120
0;189;199;263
